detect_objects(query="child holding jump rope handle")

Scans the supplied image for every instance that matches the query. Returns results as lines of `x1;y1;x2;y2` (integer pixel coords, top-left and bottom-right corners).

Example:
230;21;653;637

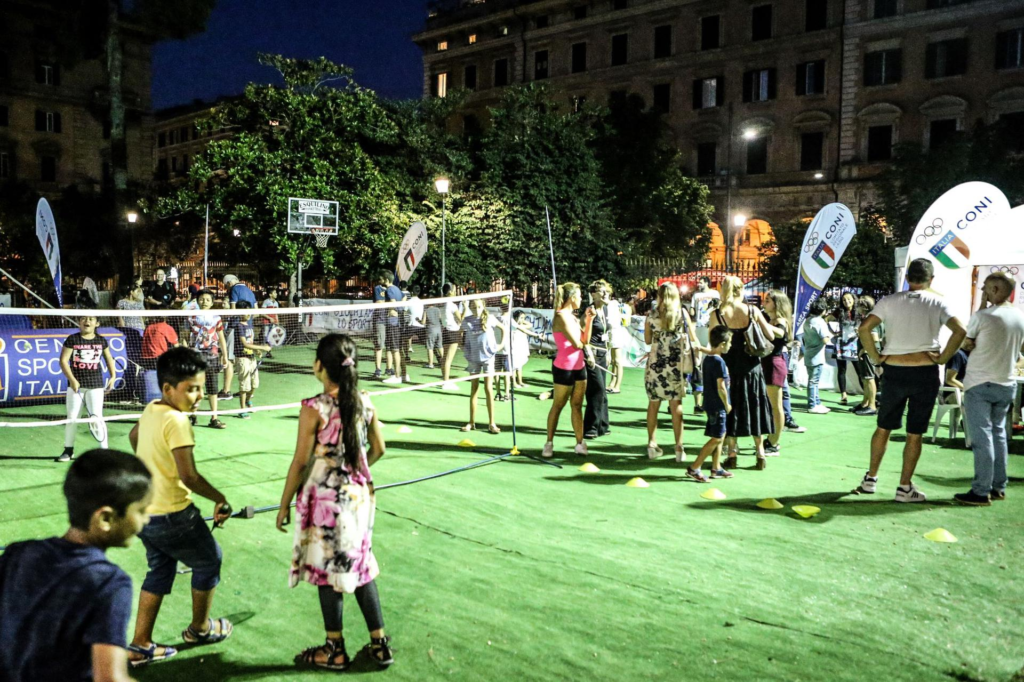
56;315;117;462
276;333;393;671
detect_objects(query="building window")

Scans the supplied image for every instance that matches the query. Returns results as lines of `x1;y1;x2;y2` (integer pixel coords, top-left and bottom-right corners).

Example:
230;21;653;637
179;125;189;143
571;42;588;73
494;58;509;87
613;0;628;8
867;124;893;161
797;60;826;95
999;111;1024;152
806;0;827;31
652;83;671;112
158;131;166;148
437;40;448;51
692;76;724;109
171;156;178;172
35;61;59;86
929;118;958;149
752;5;773;42
35;110;62;133
801;131;825;170
436;72;448;97
873;0;898;17
654;25;672;59
464;65;477;90
156;158;168;180
535;15;549;28
746;136;768;174
182;154;189;171
0;152;10;179
864;48;902;86
468;34;477;45
41;156;56;182
926;0;971;7
742;68;776;102
925;39;968;79
534;50;549;79
701;16;721;50
608;90;627;107
0;105;8;127
996;29;1024;70
574;5;588;20
697;142;717;176
611;34;628;66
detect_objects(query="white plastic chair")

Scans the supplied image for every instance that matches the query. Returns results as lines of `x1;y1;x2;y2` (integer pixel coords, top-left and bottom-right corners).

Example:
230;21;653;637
932;386;970;447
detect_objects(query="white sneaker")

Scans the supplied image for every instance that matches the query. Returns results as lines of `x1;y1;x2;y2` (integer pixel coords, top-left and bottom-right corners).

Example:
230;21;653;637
808;405;831;414
541;441;554;459
647;443;663;459
674;445;684;463
382;376;402;384
441;382;460;391
895;483;927;503
403;375;411;383
574;442;589;457
856;472;877;494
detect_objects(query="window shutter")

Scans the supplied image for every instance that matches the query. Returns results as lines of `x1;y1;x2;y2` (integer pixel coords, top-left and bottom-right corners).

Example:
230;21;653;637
742;72;752;102
767;68;777;99
796;63;807;95
53;112;62;133
716;76;725;106
693;79;703;109
35;110;45;131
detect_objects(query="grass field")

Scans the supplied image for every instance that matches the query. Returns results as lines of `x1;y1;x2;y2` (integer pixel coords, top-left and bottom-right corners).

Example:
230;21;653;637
1;345;1022;681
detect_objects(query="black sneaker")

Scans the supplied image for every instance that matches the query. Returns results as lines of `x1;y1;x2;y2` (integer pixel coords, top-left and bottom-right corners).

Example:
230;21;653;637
694;405;705;414
854;406;877;416
784;421;806;433
953;491;991;506
763;442;780;456
54;448;74;463
991;490;1006;501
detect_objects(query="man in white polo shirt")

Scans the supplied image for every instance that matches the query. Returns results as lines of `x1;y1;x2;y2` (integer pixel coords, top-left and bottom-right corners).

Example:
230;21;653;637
856;258;967;502
953;271;1024;506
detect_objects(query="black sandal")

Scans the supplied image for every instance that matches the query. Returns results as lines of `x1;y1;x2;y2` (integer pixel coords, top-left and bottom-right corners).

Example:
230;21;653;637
365;635;394;668
297;638;349;671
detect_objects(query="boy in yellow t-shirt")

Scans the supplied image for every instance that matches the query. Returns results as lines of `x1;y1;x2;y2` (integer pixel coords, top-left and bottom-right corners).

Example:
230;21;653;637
125;347;234;667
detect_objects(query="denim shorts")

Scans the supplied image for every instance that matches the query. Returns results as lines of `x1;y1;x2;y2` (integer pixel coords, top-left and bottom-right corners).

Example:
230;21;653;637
704;410;728;439
138;504;222;595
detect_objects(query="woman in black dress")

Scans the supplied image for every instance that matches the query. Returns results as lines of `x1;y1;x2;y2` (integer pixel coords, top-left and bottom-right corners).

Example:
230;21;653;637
583;280;611;439
709;276;775;470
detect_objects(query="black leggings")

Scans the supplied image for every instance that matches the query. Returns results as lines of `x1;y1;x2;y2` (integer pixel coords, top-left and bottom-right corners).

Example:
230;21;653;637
317;581;385;633
835;359;848;394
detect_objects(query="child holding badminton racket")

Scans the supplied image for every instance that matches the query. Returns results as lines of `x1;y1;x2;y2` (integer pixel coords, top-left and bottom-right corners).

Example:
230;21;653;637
276;334;393;671
460;297;506;434
56;316;117;462
228;301;271;418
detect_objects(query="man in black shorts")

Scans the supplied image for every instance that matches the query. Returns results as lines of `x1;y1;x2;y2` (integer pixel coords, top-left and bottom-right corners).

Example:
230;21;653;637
856;259;966;502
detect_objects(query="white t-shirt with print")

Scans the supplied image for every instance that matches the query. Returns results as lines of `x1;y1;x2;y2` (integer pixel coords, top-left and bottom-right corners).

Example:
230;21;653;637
871;290;956;355
962;305;1024;392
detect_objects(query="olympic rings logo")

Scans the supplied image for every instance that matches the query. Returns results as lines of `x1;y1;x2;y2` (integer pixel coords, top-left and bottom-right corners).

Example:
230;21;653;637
804;232;820;253
914;218;944;245
990;266;1020;275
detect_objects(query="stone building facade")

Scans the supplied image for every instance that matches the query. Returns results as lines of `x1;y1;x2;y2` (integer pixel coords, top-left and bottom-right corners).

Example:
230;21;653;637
414;0;1024;267
153;98;235;183
0;0;153;194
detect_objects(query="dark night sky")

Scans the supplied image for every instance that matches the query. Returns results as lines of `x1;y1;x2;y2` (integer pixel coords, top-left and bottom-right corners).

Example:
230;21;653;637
152;0;428;110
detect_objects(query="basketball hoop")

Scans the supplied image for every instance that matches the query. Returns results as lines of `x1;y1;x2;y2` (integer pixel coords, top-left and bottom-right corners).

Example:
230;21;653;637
310;227;333;249
287;197;339;250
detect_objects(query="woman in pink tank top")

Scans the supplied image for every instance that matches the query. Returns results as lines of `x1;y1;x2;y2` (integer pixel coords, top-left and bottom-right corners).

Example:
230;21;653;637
542;283;594;459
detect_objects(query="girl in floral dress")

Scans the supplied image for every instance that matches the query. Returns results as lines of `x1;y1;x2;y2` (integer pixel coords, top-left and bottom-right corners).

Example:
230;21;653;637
276;333;393;671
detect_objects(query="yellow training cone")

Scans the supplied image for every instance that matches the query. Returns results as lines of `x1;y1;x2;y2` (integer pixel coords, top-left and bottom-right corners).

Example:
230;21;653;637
457;439;476;448
700;488;727;500
792;505;821;518
757;498;784;510
579;462;601;473
924;528;958;543
397;426;413;434
625;477;649;488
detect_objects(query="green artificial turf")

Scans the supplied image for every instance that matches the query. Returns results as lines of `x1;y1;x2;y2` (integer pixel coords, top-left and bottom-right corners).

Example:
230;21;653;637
1;346;1022;681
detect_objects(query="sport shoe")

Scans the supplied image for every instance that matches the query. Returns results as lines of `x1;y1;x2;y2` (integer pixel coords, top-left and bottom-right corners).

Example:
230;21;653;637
856;472;878;494
403;375;411;383
894;483;927;503
854;406;877;416
953;491;991;506
372;369;382;379
385;369;395;377
541;441;555;459
694;405;705;414
425;364;436;369
441;382;459;391
574;442;589;457
674;445;684;463
784;421;806;433
217;391;233;400
646;443;663;459
54;448;74;463
382;376;402;385
685;467;709;483
808;405;831;414
990;490;1006;501
763;442;781;456
237;412;251;419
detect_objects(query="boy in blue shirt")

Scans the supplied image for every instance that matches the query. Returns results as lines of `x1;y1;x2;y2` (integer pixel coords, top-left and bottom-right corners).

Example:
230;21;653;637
0;449;153;682
228;301;271;418
685;325;734;482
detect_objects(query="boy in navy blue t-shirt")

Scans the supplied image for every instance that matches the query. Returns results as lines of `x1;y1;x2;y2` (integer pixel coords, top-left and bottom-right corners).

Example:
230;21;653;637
0;449;152;681
685;326;734;482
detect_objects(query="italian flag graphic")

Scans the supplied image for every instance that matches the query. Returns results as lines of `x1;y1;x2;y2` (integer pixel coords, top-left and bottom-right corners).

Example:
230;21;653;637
929;232;971;269
403;249;417;272
813;242;835;269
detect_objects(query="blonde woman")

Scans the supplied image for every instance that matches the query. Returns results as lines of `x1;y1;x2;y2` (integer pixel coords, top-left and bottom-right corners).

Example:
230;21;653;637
605;286;630;394
761;290;792;455
709;276;775;469
644;283;702;460
542;283;594;458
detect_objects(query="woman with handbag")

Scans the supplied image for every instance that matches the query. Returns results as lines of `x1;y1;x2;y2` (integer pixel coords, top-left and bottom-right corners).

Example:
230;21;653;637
644;283;702;461
710;276;775;470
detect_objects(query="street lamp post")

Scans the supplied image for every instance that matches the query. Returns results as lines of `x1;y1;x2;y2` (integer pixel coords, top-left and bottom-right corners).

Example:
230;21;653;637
126;211;138;276
434;177;450;287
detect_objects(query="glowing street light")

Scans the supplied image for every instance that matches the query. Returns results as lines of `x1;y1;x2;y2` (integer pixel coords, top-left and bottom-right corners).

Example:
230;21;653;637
814;172;824;180
126;211;138;224
742;128;758;140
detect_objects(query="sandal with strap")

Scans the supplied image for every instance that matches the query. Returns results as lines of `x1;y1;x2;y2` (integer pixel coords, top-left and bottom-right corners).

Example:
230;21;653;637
365;635;394;668
685;467;709;483
208;418;227;430
127;643;178;668
487;424;501;435
298;638;350;671
723;455;738;470
182;617;233;645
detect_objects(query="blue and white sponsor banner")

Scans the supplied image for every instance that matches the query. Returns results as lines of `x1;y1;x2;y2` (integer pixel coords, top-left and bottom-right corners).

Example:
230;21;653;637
35;198;63;307
793;203;857;333
396;222;428;283
0;327;137;404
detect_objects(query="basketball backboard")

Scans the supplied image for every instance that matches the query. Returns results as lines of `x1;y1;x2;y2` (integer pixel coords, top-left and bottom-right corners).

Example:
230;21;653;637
287;197;340;235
